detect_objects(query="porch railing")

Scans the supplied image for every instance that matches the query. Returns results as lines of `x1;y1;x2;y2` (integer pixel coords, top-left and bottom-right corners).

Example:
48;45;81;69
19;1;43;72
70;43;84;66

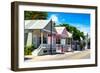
39;44;72;50
32;44;72;56
40;44;56;50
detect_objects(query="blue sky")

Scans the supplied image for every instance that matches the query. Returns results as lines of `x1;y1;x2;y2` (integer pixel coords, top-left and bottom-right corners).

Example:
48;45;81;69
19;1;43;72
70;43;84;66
47;12;90;35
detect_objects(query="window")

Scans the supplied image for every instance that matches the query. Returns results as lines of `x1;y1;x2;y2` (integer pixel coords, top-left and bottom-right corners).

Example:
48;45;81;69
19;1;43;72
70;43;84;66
56;38;60;44
43;37;47;44
39;37;47;44
66;38;71;45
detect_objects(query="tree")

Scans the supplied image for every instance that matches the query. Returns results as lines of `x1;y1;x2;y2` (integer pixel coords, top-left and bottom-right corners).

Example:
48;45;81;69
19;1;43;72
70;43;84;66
24;11;48;20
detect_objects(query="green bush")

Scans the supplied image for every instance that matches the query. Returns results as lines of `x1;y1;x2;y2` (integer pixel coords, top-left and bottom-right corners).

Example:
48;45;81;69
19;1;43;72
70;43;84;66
80;43;83;50
80;41;86;50
24;44;36;55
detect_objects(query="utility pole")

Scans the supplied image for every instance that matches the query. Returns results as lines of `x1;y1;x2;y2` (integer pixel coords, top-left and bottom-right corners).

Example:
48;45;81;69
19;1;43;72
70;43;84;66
50;19;53;55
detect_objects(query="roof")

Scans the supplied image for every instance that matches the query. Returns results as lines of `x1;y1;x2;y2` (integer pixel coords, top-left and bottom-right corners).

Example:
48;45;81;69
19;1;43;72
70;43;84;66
55;27;66;34
55;27;72;38
25;20;50;29
67;31;72;38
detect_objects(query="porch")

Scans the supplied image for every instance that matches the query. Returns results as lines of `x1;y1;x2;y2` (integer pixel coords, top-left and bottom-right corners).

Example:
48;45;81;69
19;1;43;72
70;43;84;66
32;43;73;55
25;29;57;55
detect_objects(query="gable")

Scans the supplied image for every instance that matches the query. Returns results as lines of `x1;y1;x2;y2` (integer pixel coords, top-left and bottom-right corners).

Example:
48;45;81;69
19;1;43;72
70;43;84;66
55;27;66;34
62;28;68;36
44;20;56;33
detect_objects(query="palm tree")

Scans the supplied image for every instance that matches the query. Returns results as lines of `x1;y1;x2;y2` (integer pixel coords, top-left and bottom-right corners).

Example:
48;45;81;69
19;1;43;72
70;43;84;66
24;11;48;20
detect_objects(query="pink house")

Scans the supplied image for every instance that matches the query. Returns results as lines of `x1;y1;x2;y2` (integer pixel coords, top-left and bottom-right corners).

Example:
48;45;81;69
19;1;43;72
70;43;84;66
55;27;72;53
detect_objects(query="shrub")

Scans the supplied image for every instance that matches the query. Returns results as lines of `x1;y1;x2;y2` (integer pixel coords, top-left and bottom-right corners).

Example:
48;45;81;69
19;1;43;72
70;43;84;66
24;44;36;55
80;41;86;51
80;43;83;51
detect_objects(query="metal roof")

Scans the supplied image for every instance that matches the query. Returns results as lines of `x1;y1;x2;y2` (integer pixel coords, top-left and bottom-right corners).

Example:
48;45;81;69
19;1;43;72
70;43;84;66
25;20;50;29
55;27;72;38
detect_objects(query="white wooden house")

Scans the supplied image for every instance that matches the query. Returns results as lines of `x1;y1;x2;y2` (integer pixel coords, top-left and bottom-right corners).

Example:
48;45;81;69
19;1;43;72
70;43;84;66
25;19;57;56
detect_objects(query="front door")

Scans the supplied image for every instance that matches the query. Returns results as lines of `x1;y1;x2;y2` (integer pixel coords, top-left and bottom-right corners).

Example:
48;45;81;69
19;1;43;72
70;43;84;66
61;39;66;52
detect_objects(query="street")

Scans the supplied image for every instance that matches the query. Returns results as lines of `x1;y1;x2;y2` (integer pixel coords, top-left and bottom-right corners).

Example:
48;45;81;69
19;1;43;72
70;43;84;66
25;49;90;62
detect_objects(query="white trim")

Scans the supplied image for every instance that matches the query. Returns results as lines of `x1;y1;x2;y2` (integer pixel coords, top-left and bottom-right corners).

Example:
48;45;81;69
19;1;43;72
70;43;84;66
42;29;56;34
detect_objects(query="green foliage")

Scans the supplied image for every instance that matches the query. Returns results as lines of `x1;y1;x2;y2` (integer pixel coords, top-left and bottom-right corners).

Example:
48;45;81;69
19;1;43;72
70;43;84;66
58;23;85;41
24;11;48;20
80;41;86;50
24;44;36;55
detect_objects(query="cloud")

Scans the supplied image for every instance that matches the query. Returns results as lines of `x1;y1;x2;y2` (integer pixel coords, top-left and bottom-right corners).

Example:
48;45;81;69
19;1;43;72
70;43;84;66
49;14;61;25
77;25;90;36
50;14;58;22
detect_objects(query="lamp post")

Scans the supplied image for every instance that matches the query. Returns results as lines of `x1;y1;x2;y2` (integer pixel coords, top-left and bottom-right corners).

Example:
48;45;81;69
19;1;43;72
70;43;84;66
50;19;53;55
50;15;56;54
50;20;52;55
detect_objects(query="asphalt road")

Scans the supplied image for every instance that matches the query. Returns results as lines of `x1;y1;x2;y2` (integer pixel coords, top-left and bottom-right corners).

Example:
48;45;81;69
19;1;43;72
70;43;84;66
25;49;90;62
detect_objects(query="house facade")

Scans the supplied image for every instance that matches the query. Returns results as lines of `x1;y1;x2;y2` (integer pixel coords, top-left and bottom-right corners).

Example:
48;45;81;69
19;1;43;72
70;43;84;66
55;27;72;53
24;19;73;56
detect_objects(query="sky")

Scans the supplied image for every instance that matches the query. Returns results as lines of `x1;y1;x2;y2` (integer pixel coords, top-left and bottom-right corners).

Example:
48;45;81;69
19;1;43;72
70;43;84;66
47;12;90;36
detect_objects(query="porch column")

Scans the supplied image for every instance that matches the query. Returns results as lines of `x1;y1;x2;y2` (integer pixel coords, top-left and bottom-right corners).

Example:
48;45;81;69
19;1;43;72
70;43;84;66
26;31;32;47
41;31;43;44
70;38;71;46
67;38;68;45
67;38;71;51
